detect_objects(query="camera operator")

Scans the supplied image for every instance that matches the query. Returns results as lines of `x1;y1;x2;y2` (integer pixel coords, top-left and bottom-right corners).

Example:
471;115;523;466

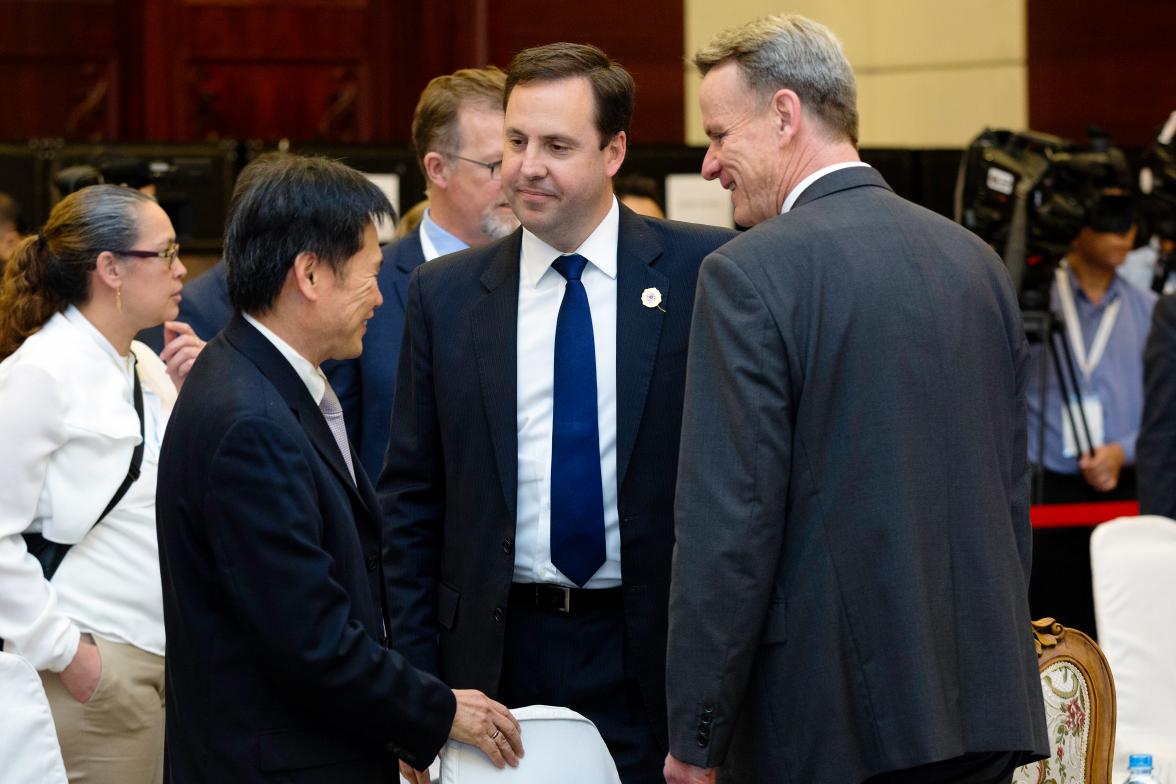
1027;187;1155;500
1027;185;1155;636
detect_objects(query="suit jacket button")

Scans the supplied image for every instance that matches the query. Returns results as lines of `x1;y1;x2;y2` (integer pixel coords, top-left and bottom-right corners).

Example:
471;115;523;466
365;554;378;572
493;607;505;622
696;733;709;747
502;538;513;555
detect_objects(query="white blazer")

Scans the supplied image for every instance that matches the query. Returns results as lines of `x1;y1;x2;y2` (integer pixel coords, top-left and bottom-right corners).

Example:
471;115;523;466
0;310;174;671
0;651;67;783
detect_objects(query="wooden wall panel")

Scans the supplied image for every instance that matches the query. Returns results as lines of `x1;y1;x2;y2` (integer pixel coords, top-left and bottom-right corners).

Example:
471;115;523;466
1;0;685;144
484;0;685;144
1028;0;1176;148
182;63;368;141
143;0;377;141
4;60;118;140
0;0;119;140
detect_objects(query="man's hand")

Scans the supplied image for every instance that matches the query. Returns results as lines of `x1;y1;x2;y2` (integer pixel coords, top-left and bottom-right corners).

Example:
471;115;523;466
664;753;715;784
59;634;102;704
398;759;431;784
160;320;205;391
449;689;523;768
1080;443;1125;492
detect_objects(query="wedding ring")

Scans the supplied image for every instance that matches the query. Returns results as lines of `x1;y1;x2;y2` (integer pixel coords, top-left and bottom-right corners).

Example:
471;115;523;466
489;728;501;741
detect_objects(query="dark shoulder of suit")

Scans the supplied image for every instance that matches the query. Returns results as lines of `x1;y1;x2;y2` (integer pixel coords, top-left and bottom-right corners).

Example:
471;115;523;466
156;318;455;783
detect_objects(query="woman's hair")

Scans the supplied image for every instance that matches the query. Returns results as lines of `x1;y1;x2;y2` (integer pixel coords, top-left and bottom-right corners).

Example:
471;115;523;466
0;185;152;359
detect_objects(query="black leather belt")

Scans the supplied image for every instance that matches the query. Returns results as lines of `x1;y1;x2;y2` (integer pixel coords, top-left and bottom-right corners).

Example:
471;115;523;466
509;583;623;614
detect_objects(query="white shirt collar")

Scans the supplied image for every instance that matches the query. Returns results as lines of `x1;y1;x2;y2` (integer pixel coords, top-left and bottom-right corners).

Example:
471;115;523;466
520;197;619;288
62;305;134;378
781;161;871;214
242;312;327;405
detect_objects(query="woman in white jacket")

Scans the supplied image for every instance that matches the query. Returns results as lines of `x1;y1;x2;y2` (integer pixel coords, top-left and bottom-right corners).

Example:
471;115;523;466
0;185;203;784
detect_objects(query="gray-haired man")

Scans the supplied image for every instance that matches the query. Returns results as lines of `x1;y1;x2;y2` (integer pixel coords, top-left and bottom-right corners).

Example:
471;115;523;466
664;15;1049;784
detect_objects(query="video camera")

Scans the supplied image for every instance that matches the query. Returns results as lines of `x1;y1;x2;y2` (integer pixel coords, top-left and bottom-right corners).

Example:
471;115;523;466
955;128;1132;310
1137;111;1176;291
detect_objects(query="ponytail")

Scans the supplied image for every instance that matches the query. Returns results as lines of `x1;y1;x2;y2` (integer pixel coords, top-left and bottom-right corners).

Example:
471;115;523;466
0;186;151;360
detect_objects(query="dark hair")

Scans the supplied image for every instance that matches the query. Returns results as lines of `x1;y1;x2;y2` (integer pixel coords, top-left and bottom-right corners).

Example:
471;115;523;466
224;154;393;315
614;173;663;208
0;185;151;359
412;67;507;179
505;43;634;148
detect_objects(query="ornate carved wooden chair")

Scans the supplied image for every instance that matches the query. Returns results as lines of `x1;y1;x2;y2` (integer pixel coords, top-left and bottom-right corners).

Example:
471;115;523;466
1010;619;1116;784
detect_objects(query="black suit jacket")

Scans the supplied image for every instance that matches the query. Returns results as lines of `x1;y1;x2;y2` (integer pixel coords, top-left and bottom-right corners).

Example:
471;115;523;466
378;205;735;749
665;168;1049;782
157;315;455;784
325;229;428;478
1138;294;1176;516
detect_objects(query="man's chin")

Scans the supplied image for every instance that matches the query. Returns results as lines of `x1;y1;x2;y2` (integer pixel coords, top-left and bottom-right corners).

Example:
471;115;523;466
482;211;521;240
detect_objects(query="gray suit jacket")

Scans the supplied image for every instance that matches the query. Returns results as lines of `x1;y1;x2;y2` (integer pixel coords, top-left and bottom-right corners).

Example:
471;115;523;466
665;167;1049;782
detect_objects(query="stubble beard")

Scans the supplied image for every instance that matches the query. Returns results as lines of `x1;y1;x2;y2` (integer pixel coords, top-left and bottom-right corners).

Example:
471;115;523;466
481;202;521;240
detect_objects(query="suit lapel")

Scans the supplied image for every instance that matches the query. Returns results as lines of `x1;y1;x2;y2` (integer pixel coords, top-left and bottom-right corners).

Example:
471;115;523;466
391;227;428;312
224;315;378;523
615;208;668;487
471;234;522;520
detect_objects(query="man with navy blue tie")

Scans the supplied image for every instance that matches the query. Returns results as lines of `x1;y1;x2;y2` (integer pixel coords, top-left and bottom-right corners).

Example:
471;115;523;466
379;43;735;783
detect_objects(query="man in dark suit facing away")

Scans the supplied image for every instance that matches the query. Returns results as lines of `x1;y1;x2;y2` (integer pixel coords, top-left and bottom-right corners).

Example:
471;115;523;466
156;154;522;784
327;66;519;478
380;43;735;783
663;15;1049;784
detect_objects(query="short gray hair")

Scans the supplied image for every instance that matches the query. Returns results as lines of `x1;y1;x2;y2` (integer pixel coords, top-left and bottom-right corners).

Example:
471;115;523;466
693;14;859;146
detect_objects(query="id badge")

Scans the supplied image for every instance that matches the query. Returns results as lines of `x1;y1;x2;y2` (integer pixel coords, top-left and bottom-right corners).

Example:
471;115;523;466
1061;395;1105;458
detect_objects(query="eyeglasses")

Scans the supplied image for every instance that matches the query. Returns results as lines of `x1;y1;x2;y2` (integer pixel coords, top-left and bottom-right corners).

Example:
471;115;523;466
449;154;502;181
111;242;181;267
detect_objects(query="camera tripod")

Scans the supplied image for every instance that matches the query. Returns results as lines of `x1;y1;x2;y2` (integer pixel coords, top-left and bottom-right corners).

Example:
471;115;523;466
1023;308;1097;504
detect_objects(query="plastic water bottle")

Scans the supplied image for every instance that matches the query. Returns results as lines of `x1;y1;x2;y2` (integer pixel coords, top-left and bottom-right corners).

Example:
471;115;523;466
1126;754;1160;783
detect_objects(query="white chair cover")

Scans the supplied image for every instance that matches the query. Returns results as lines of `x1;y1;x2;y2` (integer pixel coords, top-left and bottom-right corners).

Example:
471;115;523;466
439;705;620;783
0;650;68;784
1091;515;1176;781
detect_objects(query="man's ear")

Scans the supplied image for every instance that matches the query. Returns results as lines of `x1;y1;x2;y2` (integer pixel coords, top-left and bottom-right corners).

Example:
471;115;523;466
604;130;627;178
423;151;450;190
292;251;322;301
771;88;802;145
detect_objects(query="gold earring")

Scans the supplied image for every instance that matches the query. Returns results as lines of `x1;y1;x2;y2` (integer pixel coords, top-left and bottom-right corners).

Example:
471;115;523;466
115;288;122;313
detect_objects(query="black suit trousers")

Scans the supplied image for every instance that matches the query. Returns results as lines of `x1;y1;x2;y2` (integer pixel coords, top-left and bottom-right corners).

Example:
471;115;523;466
862;751;1021;784
498;600;663;784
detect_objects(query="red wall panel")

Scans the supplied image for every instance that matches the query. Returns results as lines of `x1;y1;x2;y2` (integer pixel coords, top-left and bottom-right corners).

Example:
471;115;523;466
1028;0;1176;147
1;0;686;143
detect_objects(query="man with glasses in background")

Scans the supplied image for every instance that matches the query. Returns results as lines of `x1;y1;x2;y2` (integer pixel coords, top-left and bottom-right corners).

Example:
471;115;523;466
329;66;519;478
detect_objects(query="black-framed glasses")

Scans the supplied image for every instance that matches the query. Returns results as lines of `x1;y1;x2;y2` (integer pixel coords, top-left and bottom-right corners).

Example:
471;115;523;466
449;154;502;180
111;242;181;266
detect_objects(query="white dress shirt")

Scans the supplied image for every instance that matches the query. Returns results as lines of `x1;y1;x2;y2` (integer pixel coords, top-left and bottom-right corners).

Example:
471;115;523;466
515;198;621;589
0;307;174;671
781;161;871;213
243;313;328;404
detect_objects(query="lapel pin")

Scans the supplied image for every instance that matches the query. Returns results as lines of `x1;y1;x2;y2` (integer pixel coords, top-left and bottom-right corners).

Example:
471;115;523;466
641;287;665;312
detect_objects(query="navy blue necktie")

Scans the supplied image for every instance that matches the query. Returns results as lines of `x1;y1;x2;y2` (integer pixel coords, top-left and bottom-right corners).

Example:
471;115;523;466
550;254;606;587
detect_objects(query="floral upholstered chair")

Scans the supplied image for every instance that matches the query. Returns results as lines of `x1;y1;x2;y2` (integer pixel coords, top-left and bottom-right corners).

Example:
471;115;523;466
1011;619;1116;784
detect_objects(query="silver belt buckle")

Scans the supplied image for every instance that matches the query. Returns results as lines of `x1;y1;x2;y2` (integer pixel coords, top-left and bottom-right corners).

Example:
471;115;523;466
546;584;571;613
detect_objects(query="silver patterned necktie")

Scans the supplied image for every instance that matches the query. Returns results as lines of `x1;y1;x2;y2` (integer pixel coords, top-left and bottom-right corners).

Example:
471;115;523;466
319;381;356;484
